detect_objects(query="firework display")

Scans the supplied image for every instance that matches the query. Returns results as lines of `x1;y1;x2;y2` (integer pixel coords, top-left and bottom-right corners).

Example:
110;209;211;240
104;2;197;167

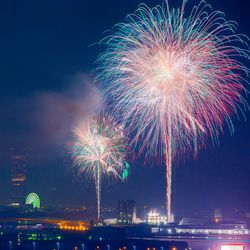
122;161;130;181
72;116;127;219
97;1;249;222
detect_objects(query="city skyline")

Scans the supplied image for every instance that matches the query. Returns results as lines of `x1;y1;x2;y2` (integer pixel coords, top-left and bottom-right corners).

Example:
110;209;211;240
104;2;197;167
0;0;249;218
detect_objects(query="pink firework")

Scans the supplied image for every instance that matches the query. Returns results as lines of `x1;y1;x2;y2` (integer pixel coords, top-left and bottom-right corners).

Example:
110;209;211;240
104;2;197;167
97;1;249;222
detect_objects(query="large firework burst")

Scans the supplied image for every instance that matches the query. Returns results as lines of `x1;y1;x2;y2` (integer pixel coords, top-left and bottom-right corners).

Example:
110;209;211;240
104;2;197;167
72;116;127;219
97;1;249;222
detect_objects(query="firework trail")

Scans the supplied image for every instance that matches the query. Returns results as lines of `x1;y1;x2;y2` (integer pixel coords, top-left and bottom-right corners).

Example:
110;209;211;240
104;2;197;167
72;116;127;219
97;1;249;222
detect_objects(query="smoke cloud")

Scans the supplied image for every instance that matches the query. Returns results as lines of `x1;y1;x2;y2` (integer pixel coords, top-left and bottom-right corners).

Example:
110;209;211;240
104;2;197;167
0;73;102;165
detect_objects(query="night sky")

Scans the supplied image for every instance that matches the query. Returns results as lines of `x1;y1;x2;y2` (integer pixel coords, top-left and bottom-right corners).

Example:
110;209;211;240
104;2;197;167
0;0;249;217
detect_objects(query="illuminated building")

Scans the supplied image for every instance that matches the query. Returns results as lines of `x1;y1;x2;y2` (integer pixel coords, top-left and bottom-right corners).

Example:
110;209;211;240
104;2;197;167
147;210;167;225
10;154;26;207
117;200;136;224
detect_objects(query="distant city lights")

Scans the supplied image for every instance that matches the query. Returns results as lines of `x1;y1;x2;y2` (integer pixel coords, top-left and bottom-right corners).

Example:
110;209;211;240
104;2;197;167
58;221;89;232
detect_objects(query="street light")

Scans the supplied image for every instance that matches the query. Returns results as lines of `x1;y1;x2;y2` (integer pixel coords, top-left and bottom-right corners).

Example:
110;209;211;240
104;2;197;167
9;241;12;250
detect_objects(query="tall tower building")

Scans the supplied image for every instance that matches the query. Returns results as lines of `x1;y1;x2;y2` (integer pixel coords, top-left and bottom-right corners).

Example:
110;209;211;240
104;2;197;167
117;200;136;224
10;154;26;207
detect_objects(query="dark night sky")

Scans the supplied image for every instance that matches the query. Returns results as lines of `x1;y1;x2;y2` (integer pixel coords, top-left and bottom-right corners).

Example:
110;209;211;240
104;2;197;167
0;0;249;217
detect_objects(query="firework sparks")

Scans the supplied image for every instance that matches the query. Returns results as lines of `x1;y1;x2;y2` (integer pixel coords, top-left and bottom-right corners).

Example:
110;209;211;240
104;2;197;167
97;1;249;222
72;116;127;219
